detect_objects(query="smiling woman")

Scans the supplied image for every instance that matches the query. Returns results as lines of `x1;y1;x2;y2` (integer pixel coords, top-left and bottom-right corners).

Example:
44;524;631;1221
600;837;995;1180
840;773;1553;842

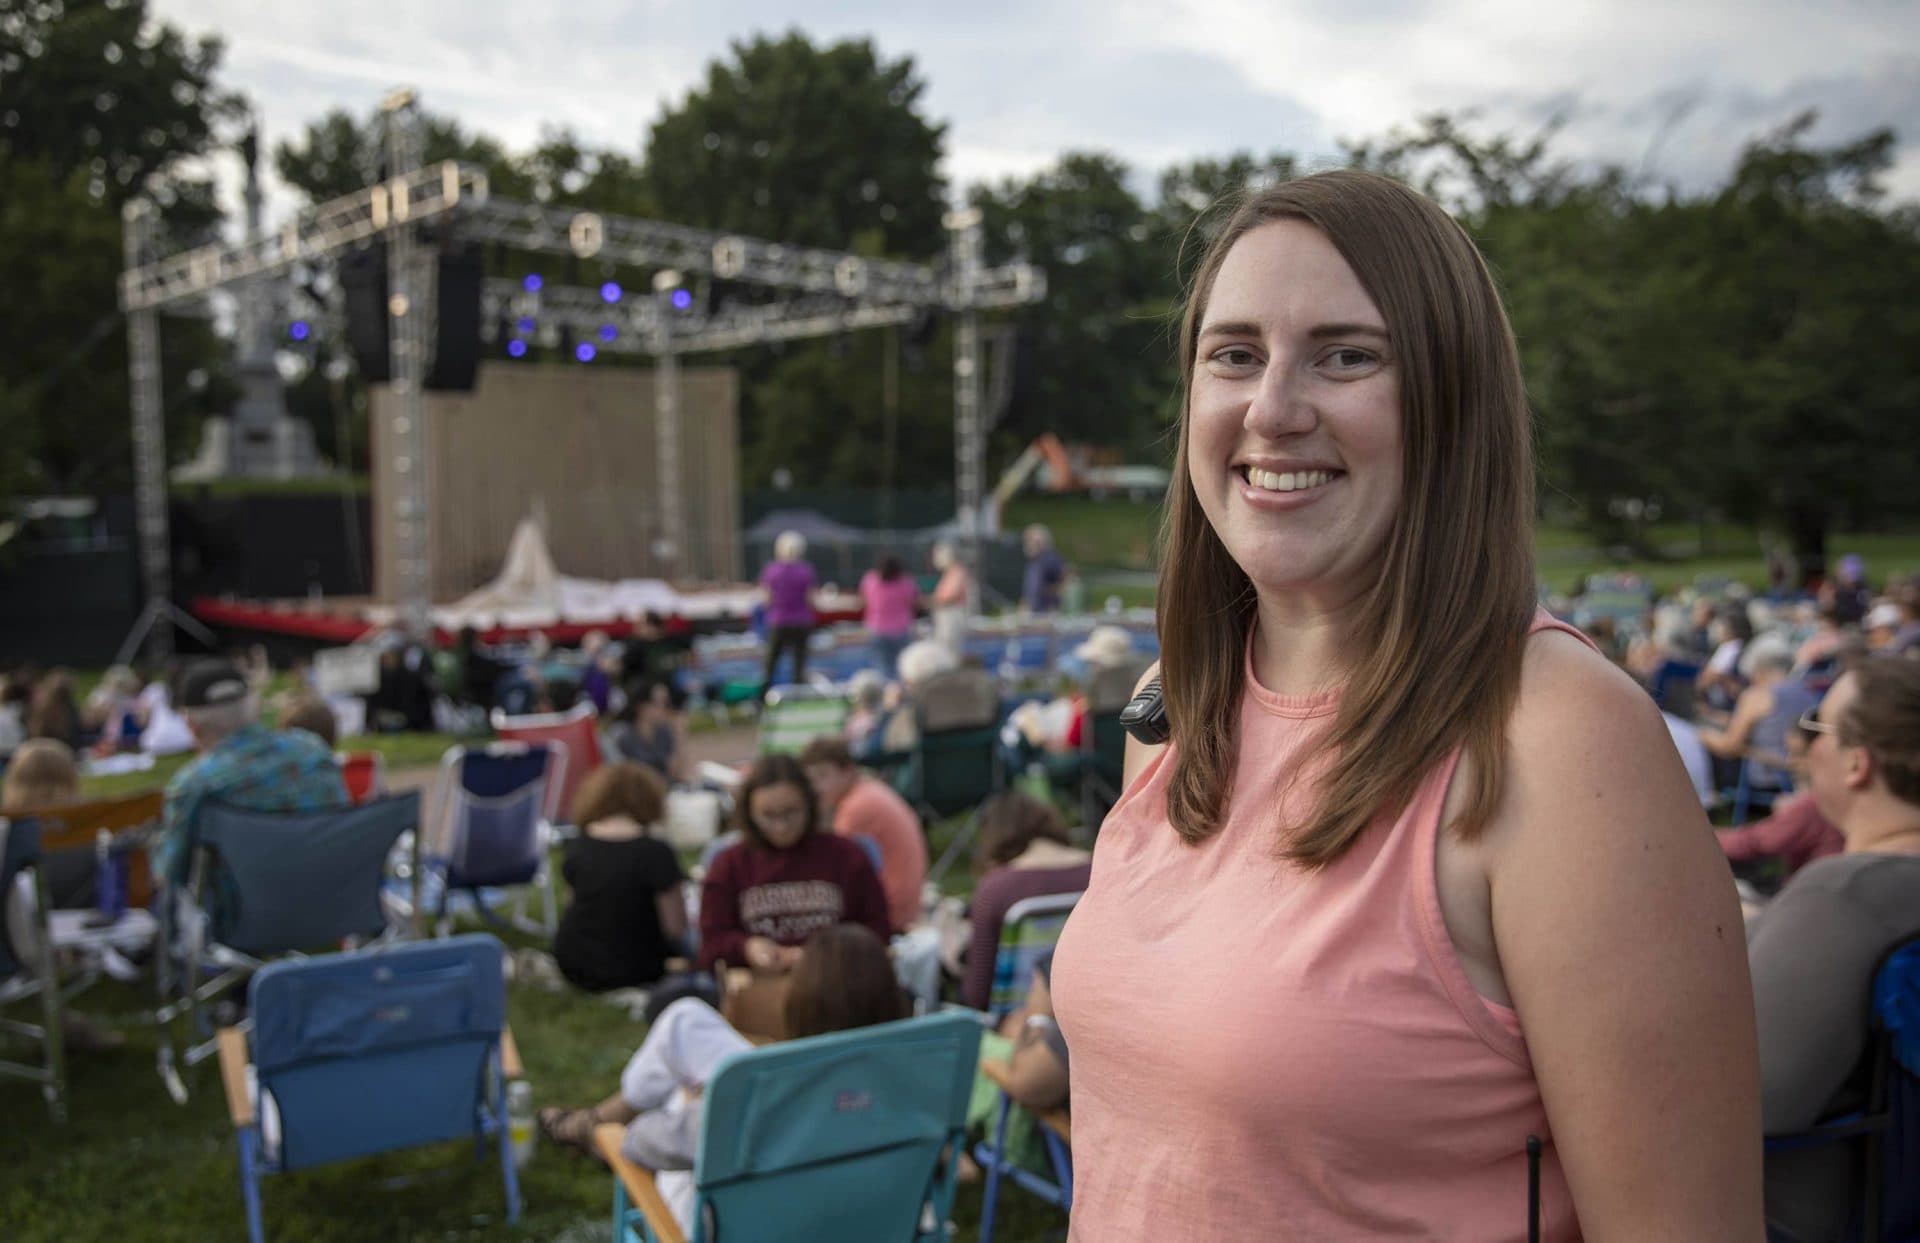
1049;171;1764;1242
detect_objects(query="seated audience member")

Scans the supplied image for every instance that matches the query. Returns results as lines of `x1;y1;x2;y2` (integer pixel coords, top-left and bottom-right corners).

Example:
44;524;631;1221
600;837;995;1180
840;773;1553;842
1829;554;1872;627
842;670;890;759
1794;588;1849;677
364;645;436;733
136;668;194;757
26;670;82;749
0;673;29;760
960;793;1092;1012
1719;790;1845;882
1864;602;1905;654
1889;576;1920;656
453;626;507;709
280;697;338;748
154;660;349;905
1698;634;1821;792
995;949;1071;1114
1661;710;1718;809
1001;625;1141;776
800;737;927;935
536;925;907;1228
1748;658;1920;1243
82;666;144;752
553;762;687;993
1699;606;1756;707
696;754;889;973
1;737;80;815
608;679;692;785
874;639;965;754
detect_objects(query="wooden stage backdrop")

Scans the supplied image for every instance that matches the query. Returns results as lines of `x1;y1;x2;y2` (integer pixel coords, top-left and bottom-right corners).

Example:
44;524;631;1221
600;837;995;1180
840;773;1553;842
371;361;741;603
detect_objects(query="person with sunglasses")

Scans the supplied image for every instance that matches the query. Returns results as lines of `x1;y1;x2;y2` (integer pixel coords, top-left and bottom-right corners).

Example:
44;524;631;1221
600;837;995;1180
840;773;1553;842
1748;657;1920;1242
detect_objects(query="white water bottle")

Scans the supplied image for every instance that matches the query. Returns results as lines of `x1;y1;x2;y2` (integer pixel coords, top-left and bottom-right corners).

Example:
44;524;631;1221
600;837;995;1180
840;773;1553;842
506;1079;535;1168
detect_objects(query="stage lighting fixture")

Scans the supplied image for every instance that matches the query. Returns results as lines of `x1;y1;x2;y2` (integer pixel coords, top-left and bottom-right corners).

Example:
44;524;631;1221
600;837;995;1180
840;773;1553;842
507;339;528;358
289;320;311;342
517;317;535;335
523;274;544;293
671;289;693;311
575;343;596;362
600;281;622;303
598;324;617;342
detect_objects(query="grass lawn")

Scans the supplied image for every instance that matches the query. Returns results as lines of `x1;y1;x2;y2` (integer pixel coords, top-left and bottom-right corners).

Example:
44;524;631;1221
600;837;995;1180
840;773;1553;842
1003;495;1920;601
0;817;1066;1243
76;733;467;801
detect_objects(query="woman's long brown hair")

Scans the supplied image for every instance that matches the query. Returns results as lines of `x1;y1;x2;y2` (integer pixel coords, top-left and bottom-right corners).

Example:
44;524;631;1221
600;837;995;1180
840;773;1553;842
1157;170;1537;866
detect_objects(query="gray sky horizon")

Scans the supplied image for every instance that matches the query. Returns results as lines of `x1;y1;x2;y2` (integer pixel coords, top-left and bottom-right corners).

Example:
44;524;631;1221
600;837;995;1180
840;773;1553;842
155;0;1920;224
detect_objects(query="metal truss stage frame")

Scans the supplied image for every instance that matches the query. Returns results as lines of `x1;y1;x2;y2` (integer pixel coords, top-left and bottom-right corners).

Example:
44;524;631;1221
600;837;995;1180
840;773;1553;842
118;91;1044;654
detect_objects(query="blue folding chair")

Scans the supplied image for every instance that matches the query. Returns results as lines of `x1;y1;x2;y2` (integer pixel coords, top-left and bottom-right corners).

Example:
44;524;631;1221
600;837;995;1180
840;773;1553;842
593;1011;982;1243
217;934;522;1243
971;893;1081;1243
1765;933;1920;1242
425;742;562;938
0;818;66;1121
156;793;419;1103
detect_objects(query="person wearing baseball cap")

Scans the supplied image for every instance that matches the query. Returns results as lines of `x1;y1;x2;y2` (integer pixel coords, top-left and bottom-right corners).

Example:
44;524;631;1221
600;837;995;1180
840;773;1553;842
153;658;349;909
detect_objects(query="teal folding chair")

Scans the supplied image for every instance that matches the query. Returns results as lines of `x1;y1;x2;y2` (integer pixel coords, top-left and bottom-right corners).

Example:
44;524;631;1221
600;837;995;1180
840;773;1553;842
594;1011;982;1243
0;818;66;1121
217;934;523;1243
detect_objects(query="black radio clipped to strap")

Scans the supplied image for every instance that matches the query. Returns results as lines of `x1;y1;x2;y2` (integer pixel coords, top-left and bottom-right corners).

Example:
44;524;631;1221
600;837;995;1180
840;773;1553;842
1118;674;1171;745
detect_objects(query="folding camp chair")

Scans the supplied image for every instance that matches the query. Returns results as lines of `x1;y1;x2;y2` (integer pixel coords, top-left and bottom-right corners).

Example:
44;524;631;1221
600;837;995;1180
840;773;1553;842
901;669;1003;824
970;891;1082;1242
756;686;850;756
974;1060;1072;1243
336;751;386;806
1724;755;1792;826
978;891;1080;1022
0;818;66;1121
492;701;600;830
155;793;419;1104
423;742;563;938
32;789;164;910
217;935;523;1243
1765;933;1920;1242
592;1010;982;1243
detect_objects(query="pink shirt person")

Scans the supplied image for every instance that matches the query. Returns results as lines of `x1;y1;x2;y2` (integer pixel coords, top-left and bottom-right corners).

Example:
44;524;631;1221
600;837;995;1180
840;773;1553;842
859;569;918;639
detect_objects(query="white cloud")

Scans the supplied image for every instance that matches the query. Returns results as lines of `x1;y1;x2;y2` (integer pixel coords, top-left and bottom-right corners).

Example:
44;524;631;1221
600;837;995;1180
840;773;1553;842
153;0;1920;229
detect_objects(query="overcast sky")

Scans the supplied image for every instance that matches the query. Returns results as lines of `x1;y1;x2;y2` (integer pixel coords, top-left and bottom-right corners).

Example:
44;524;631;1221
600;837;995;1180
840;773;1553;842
156;0;1920;221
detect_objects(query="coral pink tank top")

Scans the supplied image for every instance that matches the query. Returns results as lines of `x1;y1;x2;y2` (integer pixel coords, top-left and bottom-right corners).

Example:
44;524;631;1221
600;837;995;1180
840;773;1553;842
1051;612;1585;1241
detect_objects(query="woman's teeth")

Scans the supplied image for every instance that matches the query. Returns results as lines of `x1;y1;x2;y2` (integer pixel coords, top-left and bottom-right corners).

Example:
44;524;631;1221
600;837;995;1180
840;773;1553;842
1246;468;1336;493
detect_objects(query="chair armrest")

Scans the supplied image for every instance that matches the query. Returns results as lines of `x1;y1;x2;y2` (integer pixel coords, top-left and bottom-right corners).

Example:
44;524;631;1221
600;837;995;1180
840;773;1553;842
217;1027;254;1128
500;1024;523;1079
978;1058;1072;1145
593;1122;688;1243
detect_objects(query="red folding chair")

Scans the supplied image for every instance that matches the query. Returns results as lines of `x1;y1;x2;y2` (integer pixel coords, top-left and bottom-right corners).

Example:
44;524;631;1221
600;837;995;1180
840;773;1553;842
490;702;602;828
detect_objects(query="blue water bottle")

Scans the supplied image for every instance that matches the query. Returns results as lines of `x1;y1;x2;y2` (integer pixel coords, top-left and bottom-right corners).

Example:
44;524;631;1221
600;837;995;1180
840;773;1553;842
95;830;126;922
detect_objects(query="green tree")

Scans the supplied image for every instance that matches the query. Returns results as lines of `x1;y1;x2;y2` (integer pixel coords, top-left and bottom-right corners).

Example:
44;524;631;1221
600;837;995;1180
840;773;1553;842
641;31;953;490
642;30;947;256
972;152;1171;456
273;109;534;203
0;0;239;495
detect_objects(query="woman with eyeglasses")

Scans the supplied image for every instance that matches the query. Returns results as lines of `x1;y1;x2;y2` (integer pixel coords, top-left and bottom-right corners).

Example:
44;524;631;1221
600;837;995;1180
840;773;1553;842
695;754;890;974
1749;657;1920;1242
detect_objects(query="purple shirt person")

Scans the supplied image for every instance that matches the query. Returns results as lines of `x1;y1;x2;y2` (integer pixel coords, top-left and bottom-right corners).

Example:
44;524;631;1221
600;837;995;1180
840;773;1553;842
758;532;818;698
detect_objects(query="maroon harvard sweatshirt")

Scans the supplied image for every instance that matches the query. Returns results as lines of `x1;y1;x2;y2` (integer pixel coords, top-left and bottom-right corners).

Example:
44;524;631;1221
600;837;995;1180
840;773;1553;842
697;830;891;970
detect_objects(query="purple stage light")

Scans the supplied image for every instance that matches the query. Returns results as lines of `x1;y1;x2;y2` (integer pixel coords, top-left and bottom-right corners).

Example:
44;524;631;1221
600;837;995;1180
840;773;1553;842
507;339;528;358
517;317;535;335
600;281;622;303
575;343;597;362
670;289;693;311
523;274;544;293
289;321;311;342
598;324;617;342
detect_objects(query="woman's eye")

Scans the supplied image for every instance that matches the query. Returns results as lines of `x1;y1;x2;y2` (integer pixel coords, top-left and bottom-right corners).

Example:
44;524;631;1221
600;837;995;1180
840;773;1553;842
1209;347;1259;368
1324;348;1378;370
